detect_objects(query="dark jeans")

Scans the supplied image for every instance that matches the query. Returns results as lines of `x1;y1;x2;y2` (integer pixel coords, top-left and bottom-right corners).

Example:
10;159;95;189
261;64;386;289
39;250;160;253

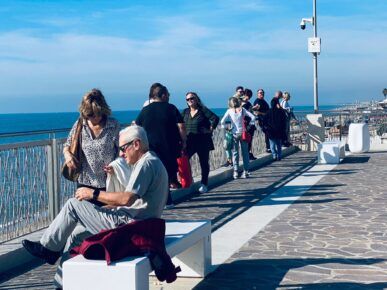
269;138;282;159
166;190;174;205
188;147;210;186
264;132;270;150
152;151;177;206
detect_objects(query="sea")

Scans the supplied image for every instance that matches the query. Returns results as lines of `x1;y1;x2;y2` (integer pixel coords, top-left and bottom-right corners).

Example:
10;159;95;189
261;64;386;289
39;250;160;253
0;105;338;145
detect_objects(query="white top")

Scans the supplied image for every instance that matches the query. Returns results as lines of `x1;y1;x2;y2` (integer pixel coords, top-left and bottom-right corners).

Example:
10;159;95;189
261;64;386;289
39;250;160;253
280;99;291;113
220;108;255;134
106;157;132;193
143;99;154;107
116;151;168;219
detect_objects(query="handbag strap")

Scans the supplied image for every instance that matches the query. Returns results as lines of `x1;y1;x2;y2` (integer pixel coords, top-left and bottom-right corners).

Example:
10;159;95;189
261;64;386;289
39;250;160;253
70;117;83;157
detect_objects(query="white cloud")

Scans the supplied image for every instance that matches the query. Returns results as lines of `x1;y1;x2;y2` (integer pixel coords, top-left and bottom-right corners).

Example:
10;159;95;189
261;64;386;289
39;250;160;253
0;4;386;112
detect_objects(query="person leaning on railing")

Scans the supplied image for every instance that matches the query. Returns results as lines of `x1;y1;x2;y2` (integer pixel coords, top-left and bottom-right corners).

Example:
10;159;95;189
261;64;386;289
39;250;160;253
63;88;120;206
182;92;219;194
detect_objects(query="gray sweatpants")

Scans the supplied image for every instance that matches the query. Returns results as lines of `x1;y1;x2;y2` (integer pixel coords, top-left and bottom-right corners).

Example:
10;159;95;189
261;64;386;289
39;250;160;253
40;197;133;287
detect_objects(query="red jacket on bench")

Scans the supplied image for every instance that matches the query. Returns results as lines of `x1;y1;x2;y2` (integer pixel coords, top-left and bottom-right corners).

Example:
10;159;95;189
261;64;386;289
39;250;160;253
70;218;180;283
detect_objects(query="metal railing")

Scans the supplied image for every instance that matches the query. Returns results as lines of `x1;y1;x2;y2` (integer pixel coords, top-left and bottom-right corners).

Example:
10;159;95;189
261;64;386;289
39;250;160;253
0;138;77;242
0;126;266;243
4;109;384;243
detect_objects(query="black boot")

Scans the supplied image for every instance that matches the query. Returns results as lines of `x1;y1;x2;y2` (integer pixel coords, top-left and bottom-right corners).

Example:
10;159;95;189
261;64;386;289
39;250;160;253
22;239;61;265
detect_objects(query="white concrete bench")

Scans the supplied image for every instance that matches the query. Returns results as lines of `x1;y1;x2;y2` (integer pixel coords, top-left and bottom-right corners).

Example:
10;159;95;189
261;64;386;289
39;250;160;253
317;141;345;164
63;220;211;290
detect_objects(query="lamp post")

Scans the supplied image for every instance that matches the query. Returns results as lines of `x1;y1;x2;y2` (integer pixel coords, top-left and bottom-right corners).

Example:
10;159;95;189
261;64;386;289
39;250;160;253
300;0;320;113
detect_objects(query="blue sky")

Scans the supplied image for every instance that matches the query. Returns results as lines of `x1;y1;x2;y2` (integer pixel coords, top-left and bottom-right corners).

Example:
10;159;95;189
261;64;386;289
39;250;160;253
0;0;386;113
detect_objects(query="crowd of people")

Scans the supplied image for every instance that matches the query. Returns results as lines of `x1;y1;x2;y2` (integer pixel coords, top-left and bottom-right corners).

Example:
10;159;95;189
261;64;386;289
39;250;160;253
21;84;295;289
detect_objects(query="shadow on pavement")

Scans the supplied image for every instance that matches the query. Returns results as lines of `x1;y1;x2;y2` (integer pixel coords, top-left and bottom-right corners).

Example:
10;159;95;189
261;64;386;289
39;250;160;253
342;156;370;164
164;154;344;232
194;258;386;290
277;282;387;290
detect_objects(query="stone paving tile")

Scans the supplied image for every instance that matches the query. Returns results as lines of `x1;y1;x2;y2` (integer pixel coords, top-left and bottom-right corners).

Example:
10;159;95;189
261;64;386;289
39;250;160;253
194;153;387;290
0;152;315;289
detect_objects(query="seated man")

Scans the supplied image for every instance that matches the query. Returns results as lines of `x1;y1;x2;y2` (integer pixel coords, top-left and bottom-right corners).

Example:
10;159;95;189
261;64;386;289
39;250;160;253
22;125;169;289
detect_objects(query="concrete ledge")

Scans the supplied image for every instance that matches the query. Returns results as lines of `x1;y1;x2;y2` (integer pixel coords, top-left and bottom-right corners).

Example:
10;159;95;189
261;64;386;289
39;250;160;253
0;146;300;275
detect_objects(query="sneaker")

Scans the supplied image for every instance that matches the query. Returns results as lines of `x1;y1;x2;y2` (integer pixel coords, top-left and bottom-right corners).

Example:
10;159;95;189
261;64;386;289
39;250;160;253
242;171;250;178
198;184;208;193
233;171;239;179
266;149;272;153
164;203;175;210
22;240;61;265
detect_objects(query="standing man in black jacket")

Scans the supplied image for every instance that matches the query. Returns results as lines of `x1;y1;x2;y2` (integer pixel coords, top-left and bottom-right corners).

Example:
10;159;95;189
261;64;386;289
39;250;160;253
252;89;271;153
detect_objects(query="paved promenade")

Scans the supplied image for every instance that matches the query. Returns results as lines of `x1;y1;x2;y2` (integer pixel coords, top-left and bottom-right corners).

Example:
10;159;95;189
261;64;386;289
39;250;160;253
1;150;387;289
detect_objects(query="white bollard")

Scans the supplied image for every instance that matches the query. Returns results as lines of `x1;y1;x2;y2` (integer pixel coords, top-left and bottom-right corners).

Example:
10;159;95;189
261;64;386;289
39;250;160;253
348;123;370;153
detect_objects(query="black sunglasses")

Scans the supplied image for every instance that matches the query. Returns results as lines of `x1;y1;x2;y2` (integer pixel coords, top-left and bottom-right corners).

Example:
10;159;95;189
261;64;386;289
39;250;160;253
186;97;195;102
119;140;135;153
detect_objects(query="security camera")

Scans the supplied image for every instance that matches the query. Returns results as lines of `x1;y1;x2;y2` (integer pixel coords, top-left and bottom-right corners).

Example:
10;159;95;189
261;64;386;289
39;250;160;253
300;17;313;30
300;20;306;30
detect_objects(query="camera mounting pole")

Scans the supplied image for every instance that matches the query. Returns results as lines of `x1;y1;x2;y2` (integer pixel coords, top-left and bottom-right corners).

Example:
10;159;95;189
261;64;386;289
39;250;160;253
301;0;320;113
312;0;318;113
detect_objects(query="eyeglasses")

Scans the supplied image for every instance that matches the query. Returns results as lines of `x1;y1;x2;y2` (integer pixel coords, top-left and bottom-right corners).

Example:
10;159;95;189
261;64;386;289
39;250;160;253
86;112;101;119
186;97;195;102
119;140;135;153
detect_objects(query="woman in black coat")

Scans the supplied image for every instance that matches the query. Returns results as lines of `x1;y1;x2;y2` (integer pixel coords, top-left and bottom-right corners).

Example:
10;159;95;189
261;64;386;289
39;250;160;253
263;97;287;161
182;92;219;193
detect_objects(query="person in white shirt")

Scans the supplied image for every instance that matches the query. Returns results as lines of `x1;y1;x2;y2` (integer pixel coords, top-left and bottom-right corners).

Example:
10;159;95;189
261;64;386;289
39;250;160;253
221;97;255;179
280;91;294;147
22;125;168;289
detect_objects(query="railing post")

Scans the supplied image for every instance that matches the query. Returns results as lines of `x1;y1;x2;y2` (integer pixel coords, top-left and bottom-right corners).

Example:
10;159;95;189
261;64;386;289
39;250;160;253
52;138;61;215
339;113;342;141
47;138;60;220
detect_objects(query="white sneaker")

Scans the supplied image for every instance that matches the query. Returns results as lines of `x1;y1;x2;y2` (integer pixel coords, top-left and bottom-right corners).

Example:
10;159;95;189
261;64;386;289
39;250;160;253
233;171;239;179
242;171;250;178
198;184;208;193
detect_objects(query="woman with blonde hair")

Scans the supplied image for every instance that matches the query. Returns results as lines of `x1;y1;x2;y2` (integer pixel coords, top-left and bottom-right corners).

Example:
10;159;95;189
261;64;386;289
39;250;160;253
64;88;120;202
182;92;219;193
221;96;255;179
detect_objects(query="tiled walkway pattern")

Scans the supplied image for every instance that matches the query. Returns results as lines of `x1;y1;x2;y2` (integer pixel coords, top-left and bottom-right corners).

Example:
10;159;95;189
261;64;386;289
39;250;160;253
2;152;387;290
194;153;387;289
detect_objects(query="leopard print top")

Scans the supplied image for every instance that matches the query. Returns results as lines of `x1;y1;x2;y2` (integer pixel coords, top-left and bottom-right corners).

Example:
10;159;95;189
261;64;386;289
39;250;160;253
65;117;120;188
